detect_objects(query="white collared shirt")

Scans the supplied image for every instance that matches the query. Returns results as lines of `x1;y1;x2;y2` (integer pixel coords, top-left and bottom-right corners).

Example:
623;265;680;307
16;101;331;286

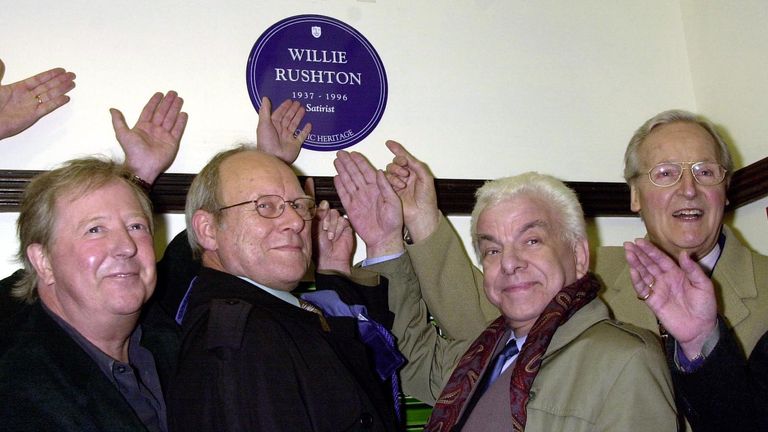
697;241;722;275
237;276;300;307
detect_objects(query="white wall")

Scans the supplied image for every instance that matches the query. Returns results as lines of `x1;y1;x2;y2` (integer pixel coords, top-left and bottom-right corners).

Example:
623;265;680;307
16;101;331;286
679;0;768;254
0;0;765;275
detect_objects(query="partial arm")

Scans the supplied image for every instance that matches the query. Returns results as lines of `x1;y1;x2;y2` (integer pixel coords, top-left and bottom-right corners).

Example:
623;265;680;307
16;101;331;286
113;90;188;184
407;214;498;340
384;140;496;339
367;252;473;404
314;200;355;276
670;321;768;431
335;147;471;402
333;150;403;259
0;60;76;139
256;97;312;164
624;239;717;360
595;339;678;431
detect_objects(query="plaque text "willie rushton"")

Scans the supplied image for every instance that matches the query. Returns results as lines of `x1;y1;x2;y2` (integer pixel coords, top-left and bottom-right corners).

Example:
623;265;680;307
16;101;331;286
274;49;362;85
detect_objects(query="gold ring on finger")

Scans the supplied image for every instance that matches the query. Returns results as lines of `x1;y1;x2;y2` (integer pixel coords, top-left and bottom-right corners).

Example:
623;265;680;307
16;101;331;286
637;277;655;301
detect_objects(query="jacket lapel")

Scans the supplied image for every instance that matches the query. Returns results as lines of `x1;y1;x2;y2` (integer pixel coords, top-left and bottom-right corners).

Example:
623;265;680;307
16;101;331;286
712;226;754;329
28;304;148;431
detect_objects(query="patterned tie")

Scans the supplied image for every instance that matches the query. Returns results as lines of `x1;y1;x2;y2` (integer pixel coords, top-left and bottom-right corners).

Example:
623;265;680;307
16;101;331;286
482;338;519;394
299;299;331;332
426;273;600;431
301;290;405;422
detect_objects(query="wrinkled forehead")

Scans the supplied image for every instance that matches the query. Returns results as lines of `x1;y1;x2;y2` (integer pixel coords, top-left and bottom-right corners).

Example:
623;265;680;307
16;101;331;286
218;152;303;201
52;180;149;227
641;122;720;163
479;194;557;233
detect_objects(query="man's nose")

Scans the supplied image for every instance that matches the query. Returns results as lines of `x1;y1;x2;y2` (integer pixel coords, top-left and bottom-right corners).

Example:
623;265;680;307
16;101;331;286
278;204;307;232
500;248;525;274
677;168;699;198
112;228;138;258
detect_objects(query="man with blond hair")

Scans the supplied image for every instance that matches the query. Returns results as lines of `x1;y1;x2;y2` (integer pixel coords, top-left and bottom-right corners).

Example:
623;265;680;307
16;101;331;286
0;90;187;431
0;158;177;431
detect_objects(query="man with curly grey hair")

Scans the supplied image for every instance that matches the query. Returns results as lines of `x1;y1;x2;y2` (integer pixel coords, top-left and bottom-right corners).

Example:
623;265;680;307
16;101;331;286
368;142;677;430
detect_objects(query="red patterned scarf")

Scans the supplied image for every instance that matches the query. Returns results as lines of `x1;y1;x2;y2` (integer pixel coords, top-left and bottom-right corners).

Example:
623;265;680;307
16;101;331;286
425;273;600;432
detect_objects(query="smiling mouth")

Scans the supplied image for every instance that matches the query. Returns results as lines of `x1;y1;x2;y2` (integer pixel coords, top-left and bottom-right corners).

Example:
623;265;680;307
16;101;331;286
107;272;139;278
502;282;534;292
672;209;703;220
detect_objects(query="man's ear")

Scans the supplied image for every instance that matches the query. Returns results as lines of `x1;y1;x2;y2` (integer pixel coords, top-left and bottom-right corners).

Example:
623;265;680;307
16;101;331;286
629;182;642;213
27;243;55;286
192;210;219;252
573;237;590;279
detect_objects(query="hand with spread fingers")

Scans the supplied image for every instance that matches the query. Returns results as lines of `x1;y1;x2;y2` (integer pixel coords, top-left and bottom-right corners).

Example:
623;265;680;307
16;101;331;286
314;200;356;276
384;140;440;243
334;150;404;259
112;91;188;185
624;238;718;358
256;97;312;164
0;60;76;140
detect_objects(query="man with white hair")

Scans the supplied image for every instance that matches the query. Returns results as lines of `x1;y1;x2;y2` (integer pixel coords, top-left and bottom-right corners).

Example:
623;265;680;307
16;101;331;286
336;144;676;430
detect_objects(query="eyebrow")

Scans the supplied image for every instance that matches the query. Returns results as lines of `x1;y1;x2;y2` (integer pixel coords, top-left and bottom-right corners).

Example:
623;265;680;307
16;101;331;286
75;212;149;230
476;219;549;243
75;216;107;232
256;194;314;201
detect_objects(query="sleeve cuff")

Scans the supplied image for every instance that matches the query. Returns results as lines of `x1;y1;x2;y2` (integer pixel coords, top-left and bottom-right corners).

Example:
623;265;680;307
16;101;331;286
674;322;721;373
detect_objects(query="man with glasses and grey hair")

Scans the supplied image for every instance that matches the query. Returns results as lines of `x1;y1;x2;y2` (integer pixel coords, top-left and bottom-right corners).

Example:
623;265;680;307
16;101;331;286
594;110;768;429
596;110;768;361
165;146;402;432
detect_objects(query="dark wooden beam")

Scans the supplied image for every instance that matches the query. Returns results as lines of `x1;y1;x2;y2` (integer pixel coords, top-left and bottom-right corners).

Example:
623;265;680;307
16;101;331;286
1;156;766;216
726;156;768;211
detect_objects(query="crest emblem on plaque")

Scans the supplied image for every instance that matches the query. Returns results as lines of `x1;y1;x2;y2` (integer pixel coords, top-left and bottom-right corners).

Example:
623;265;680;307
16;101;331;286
311;26;322;38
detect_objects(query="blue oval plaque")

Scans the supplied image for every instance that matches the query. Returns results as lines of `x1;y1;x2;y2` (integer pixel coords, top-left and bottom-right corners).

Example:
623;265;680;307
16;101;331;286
247;15;388;151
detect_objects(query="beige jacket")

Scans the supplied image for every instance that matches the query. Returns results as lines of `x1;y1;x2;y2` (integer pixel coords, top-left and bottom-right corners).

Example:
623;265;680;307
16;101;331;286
595;225;768;355
373;216;677;431
459;300;677;431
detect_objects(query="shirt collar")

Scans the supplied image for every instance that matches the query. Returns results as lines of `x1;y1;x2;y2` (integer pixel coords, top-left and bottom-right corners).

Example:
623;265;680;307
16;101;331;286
509;333;527;352
237;275;300;307
697;230;726;275
41;301;140;377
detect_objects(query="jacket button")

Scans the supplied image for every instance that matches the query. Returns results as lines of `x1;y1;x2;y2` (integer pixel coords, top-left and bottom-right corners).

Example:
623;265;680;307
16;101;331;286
225;299;239;305
359;413;374;428
529;390;536;401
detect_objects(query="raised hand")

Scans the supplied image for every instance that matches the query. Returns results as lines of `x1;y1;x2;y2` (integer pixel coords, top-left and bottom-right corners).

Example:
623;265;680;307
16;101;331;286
256;97;312;164
112;91;188;184
314;200;355;275
624;238;718;358
334;150;404;259
384;140;439;243
0;60;76;139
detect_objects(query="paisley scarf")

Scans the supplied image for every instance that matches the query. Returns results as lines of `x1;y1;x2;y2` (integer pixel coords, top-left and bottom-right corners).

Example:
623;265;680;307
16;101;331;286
425;272;601;431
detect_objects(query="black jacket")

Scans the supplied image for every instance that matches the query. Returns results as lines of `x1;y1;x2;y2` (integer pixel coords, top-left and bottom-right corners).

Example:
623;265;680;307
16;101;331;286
670;320;768;432
167;267;398;432
0;301;178;431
